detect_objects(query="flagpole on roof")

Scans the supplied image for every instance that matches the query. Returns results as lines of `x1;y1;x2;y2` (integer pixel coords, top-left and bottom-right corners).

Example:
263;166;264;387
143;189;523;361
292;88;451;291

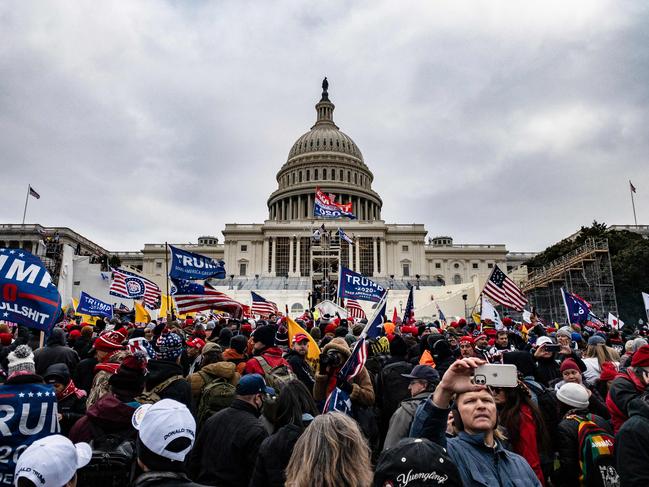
22;185;30;225
630;180;638;226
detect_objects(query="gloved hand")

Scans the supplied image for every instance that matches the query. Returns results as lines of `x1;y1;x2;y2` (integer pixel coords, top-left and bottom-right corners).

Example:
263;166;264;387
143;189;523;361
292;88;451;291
337;378;353;395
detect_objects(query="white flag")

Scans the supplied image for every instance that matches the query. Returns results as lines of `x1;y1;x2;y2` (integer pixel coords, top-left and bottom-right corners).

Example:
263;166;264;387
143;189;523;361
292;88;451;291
643;292;649;320
481;295;503;329
522;309;533;324
608;312;623;330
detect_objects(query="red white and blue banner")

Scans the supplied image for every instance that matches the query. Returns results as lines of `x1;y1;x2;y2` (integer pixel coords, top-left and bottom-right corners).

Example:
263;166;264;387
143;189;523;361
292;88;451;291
169;245;226;280
0;248;61;333
0;383;60;478
314;188;356;219
110;267;161;309
337;266;386;303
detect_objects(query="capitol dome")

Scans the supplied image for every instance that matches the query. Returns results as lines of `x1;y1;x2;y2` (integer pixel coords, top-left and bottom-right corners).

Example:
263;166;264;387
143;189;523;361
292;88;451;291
267;79;382;222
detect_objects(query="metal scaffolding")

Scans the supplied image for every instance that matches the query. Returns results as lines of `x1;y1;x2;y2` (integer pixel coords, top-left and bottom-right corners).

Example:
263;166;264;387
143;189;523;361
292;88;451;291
521;238;618;323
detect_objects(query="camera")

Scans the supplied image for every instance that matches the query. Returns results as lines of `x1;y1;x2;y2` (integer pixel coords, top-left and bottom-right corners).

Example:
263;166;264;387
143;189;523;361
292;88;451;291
320;350;343;369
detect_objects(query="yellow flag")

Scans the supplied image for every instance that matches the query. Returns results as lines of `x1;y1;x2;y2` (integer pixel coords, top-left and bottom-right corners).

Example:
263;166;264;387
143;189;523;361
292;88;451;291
287;316;320;369
135;301;151;324
159;295;171;319
472;312;481;325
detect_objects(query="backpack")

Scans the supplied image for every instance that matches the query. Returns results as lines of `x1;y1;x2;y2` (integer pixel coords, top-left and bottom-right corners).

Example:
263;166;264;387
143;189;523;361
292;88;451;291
567;414;620;487
196;371;236;427
76;424;136;487
136;374;184;405
525;380;560;444
254;355;296;391
378;361;413;421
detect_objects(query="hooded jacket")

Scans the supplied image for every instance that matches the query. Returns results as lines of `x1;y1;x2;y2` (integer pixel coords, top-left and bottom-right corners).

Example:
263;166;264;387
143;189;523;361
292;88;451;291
313;337;374;407
607;369;646;433
68;392;137;443
616;396;649;486
413;399;542;486
43;363;86;435
383;391;430;450
284;349;315;390
186;361;239;405
222;348;247;375
33;328;79;376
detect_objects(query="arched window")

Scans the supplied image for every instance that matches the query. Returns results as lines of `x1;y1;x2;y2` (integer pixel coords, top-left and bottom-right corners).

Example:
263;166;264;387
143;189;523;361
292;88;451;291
339;169;343;180
323;169;327;180
299;172;303;183
306;170;310;181
315;169;319;180
453;274;462;285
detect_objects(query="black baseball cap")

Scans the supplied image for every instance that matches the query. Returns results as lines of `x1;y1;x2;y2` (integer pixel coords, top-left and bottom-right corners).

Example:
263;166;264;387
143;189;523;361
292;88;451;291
374;438;462;487
401;365;440;384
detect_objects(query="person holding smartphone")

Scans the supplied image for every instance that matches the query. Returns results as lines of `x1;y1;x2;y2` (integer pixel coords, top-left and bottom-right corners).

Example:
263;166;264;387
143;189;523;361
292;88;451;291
410;358;541;486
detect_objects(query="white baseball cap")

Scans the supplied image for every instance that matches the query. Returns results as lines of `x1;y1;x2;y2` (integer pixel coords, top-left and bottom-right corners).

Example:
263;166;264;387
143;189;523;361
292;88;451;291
132;398;196;462
14;435;91;487
536;336;554;347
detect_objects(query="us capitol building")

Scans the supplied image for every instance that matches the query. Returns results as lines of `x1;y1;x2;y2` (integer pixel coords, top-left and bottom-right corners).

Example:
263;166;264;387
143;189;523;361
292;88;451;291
0;80;533;318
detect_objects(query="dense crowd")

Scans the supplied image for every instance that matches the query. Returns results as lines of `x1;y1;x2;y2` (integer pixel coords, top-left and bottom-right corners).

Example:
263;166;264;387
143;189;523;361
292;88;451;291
1;311;648;487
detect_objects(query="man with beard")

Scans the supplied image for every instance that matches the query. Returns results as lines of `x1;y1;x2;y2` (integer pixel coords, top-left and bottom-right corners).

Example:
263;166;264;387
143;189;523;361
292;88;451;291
284;333;315;390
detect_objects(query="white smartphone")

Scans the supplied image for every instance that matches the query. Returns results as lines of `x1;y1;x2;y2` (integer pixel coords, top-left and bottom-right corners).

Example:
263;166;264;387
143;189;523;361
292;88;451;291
473;364;518;387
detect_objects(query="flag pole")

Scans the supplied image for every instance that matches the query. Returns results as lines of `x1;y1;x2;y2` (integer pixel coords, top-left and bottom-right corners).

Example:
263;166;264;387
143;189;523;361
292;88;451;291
165;242;174;321
630;180;638;226
22;185;30;225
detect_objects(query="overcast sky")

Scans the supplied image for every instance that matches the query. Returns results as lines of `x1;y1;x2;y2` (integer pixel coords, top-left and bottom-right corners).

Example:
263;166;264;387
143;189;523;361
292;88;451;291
1;0;647;253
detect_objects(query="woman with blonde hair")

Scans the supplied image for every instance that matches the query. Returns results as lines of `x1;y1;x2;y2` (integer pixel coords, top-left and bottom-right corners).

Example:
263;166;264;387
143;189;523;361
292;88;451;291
285;412;373;487
582;335;619;386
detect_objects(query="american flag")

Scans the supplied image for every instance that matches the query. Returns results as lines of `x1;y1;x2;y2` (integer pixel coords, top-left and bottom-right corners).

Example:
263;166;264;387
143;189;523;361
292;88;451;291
171;278;243;314
323;338;368;413
251;291;279;318
110;267;161;309
482;265;527;312
345;299;366;320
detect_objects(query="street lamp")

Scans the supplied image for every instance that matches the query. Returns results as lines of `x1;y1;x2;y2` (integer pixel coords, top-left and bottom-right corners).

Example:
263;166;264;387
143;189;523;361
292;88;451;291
255;274;259;289
462;293;468;319
415;274;421;290
229;274;234;290
389;274;395;289
399;300;403;313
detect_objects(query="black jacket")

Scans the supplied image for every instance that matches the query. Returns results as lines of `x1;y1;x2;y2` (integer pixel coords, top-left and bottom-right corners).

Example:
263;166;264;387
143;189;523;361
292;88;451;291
616;396;649;487
284;350;315;390
188;399;268;487
34;329;79;376
553;410;612;487
133;471;208;487
74;356;98;393
43;363;86;435
145;359;192;410
249;423;305;487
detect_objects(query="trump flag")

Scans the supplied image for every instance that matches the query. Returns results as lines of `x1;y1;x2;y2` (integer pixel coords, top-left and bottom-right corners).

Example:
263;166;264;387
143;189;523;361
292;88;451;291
0;248;61;332
169;245;226;280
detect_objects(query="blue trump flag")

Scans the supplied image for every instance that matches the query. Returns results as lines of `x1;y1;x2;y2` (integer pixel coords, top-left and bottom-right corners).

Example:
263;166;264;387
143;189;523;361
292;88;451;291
169;245;226;280
561;288;590;324
337;266;386;303
0;382;60;477
77;291;113;319
0;248;61;333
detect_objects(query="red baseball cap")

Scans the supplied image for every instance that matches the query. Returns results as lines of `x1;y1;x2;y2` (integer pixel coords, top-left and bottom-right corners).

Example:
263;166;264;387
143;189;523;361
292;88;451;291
186;338;206;350
292;333;309;344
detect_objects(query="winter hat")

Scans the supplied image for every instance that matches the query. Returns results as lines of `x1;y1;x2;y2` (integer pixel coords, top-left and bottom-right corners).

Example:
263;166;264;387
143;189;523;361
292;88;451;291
218;328;233;348
459;336;475;345
201;342;222;357
334;326;348;338
557;326;572;338
588;335;606;346
69;329;82;341
374;438;462;487
599;362;618;382
571;332;583;343
240;323;253;336
275;325;289;347
230;334;248;355
310;327;322;341
632;338;648;352
127;337;156;360
458;318;467;327
44;363;71;385
252;325;276;347
557;383;589;409
186;337;206;351
14;435;91;487
631;345;649;368
352;324;364;337
132;399;196;467
156;332;183;361
109;353;147;395
389;335;408;357
94;331;124;352
560;358;580;374
7;345;35;376
324;323;337;335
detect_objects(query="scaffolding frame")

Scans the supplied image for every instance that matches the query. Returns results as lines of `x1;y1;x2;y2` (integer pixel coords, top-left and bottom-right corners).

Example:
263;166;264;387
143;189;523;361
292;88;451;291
521;238;618;323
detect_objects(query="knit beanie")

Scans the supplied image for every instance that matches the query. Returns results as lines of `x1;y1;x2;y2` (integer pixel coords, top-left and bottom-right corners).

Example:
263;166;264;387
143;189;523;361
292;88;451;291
631;345;649;368
557;326;572;338
218;328;233;348
275;325;289;348
156;332;184;361
334;326;348;338
310;327;322;341
109;353;147;395
556;383;589;409
7;345;35;376
230;335;248;355
352;324;364;337
389;335;408;357
94;331;124;352
252;325;276;347
560;358;580;374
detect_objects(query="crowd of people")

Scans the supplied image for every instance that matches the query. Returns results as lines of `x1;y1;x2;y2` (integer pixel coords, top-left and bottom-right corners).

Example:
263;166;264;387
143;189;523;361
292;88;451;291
1;310;648;486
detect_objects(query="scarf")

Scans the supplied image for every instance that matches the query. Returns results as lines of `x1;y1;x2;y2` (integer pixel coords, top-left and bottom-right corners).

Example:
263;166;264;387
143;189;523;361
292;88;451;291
57;379;87;401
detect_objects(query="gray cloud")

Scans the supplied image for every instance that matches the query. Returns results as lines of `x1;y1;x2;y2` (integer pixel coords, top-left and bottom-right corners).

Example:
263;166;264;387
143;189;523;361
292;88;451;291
1;0;647;253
